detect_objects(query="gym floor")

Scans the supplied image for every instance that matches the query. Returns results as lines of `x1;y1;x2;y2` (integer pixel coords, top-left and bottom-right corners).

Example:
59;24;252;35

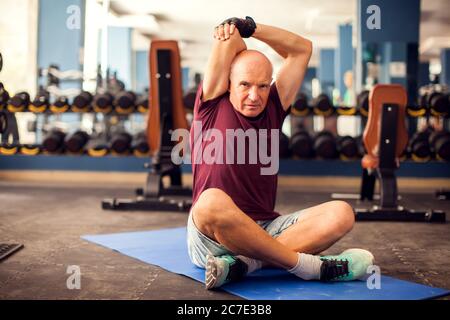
0;178;449;300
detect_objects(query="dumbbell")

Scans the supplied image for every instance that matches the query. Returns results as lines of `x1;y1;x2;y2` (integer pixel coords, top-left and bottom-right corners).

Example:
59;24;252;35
428;91;450;117
357;90;369;117
291;93;309;117
42;129;66;153
110;131;132;155
93;92;114;113
313;130;338;159
72;91;93;112
337;106;357;116
429;130;450;162
114;91;136;114
279;132;291;158
20;144;42;155
136;95;149;113
65;130;90;154
408;130;432;162
183;91;197;113
131;131;149;157
290;129;313;158
29;91;50;113
85;136;109;157
8;92;30;112
0;111;7;134
0;142;19;155
50;96;69;113
337;136;359;160
407;105;427;117
0;83;10;111
312;94;334;116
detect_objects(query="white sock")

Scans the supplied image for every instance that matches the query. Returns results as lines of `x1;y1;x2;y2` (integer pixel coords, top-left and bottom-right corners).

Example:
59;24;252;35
288;253;323;280
237;256;262;274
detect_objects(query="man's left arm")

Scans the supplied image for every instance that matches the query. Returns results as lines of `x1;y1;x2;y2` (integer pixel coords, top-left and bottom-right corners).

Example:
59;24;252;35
252;24;313;110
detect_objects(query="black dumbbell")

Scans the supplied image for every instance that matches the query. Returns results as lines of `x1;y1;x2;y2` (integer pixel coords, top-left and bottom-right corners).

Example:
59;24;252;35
279;132;291;158
429;130;450;162
0;83;10;111
114;91;136;114
337;136;359;160
43;129;66;153
408;130;432;162
20;144;42;155
357;90;369;117
313;130;338;159
0;142;19;155
290;129;313;158
65;130;90;154
110;131;132;154
337;106;357;116
292;93;309;117
29;90;50;113
50;96;69;113
93;92;114;113
8;92;30;112
312;94;334;116
72;91;93;112
428;91;450;117
407;105;427;117
131;131;149;156
136;95;149;113
85;135;109;157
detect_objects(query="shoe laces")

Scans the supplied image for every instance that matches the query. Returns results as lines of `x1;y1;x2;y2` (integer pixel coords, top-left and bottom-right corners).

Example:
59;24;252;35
320;258;349;281
225;257;248;283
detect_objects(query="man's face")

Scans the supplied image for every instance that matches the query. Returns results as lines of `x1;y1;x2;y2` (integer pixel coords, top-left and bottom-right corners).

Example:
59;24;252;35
229;52;273;118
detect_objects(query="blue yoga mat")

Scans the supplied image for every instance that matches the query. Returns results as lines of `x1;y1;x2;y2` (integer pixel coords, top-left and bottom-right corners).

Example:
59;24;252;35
82;227;450;300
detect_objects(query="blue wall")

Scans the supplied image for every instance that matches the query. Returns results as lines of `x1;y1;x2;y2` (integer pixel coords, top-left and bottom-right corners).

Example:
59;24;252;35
335;24;353;97
38;0;85;89
107;27;132;90
318;49;335;97
441;49;450;86
359;0;420;43
300;67;317;99
134;50;149;94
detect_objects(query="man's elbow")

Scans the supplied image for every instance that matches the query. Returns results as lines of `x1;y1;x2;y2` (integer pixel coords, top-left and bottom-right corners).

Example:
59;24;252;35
289;39;312;60
304;39;313;56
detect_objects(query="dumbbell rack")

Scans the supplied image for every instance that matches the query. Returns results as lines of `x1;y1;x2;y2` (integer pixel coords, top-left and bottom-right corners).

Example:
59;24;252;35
0;99;150;157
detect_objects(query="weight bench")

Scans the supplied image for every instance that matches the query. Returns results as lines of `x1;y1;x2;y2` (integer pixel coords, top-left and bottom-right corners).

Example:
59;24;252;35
353;84;445;222
102;41;192;212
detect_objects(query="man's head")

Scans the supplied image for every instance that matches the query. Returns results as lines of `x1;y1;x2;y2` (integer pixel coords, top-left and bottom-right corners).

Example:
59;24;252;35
229;50;273;117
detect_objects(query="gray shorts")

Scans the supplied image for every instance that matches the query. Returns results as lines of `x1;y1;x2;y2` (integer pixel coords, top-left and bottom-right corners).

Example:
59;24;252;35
186;209;304;268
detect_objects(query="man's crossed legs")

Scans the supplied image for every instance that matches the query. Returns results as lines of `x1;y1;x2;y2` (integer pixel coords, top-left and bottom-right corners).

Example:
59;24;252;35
187;188;374;289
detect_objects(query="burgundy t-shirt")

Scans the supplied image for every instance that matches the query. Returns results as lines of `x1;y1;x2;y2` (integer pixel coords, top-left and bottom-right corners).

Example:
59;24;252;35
190;83;289;221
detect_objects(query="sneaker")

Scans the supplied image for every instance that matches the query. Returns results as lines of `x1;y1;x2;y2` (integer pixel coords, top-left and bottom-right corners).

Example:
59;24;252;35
319;248;374;281
205;254;248;289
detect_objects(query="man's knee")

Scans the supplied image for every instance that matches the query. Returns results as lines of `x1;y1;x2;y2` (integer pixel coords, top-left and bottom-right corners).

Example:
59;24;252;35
330;200;355;234
192;188;235;234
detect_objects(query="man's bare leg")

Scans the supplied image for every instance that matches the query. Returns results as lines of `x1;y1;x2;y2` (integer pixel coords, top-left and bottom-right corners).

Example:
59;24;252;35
262;200;356;266
193;188;355;265
192;188;298;270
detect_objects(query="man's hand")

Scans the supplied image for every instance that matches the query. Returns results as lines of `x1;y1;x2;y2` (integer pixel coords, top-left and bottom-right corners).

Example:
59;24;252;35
215;16;257;39
214;23;236;41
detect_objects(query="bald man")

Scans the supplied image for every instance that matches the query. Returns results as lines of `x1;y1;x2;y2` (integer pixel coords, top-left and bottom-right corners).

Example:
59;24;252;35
187;17;374;290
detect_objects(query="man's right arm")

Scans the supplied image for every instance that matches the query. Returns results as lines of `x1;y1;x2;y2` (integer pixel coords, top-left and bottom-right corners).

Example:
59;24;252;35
202;25;246;102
